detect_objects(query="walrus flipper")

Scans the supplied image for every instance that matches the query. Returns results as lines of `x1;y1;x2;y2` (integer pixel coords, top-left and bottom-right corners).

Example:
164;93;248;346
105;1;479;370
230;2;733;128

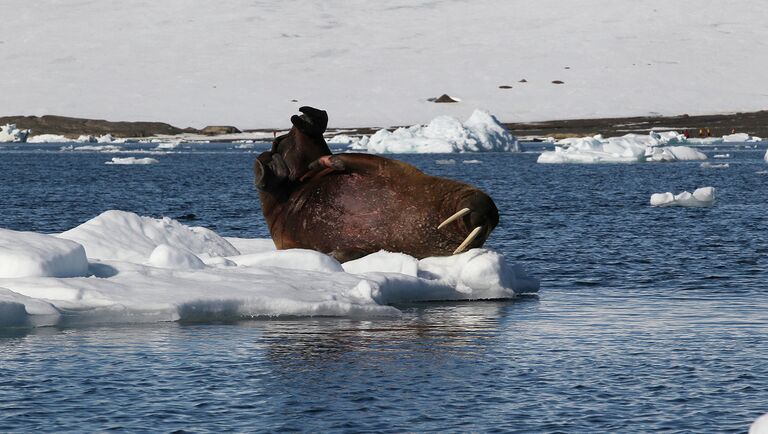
254;151;290;191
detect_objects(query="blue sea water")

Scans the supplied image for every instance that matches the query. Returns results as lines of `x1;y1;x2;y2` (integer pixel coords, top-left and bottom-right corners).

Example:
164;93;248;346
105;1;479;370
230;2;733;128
1;142;767;432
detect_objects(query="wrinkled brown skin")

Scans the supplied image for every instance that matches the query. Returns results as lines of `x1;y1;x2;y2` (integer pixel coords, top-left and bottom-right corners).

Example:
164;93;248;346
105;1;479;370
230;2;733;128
254;107;499;262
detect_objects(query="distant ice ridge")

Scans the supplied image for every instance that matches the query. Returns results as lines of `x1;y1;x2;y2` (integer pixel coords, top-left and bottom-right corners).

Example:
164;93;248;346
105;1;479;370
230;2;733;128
343;110;519;153
105;157;159;165
0;210;538;327
537;132;706;163
650;187;715;207
0;124;29;143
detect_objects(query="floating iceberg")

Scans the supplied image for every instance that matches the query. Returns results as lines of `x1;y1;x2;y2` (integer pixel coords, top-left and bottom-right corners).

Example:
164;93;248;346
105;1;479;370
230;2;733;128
650;187;715;207
346;110;519;153
0;211;538;327
0;124;30;143
722;132;762;142
538;132;706;163
764;149;768;161
105;157;159;165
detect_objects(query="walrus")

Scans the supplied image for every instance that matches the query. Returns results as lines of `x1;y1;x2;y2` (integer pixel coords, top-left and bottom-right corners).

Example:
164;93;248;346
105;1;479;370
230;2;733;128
253;106;499;262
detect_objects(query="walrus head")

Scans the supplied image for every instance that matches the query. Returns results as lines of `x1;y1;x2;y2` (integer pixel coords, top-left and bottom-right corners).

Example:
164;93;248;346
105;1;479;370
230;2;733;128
254;106;331;190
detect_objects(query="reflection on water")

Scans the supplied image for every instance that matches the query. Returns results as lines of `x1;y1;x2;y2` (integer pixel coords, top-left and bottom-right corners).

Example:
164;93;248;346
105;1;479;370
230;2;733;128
1;292;766;432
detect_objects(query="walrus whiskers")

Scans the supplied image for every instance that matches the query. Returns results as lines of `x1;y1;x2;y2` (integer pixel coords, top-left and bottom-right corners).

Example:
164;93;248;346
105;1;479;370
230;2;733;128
437;208;471;229
453;226;482;255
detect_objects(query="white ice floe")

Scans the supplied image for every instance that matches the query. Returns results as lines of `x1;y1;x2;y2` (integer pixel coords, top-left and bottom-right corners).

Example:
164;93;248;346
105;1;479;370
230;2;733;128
751;413;768;434
722;132;762;142
713;153;731;159
105;157;159;165
650;187;715;207
0;124;30;143
155;140;182;150
700;162;729;169
348;110;519;153
764;149;768;161
538;132;706;163
435;159;456;165
0;211;538;327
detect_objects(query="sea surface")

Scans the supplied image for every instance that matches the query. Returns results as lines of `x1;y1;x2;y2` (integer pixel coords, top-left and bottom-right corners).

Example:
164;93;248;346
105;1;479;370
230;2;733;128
1;142;767;432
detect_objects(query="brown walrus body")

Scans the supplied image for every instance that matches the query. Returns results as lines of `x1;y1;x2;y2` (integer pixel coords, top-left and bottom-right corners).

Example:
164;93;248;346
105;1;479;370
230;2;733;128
254;107;499;262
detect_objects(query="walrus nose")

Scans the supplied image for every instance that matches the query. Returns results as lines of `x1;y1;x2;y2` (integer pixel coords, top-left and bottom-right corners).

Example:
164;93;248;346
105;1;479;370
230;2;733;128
437;193;498;254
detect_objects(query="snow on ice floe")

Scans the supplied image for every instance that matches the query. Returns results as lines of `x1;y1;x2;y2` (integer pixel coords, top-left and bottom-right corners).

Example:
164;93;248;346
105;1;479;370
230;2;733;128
0;211;538;327
105;157;159;165
0;124;29;143
650;187;715;207
537;132;706;163
0;229;88;278
345;110;519;153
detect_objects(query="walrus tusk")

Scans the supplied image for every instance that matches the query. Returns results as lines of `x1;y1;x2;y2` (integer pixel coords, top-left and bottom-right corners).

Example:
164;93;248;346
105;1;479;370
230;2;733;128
453;226;482;255
437;207;471;229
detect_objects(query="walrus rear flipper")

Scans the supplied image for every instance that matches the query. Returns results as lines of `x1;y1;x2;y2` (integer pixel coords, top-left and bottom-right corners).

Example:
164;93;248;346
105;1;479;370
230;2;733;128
291;106;328;137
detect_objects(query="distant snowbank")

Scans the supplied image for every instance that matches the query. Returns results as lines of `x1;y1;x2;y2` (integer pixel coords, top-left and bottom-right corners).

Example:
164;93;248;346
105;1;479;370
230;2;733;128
0;211;538;327
345;110;519;153
105;157;159;165
538;132;706;163
650;187;715;207
0;124;29;143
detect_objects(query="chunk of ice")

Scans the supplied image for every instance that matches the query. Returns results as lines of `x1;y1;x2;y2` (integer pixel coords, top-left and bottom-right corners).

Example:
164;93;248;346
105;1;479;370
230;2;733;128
650;187;715;207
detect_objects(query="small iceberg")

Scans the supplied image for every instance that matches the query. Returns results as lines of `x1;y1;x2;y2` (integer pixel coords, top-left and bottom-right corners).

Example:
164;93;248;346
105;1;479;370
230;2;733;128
105;157;159;165
346;109;519;153
538;132;705;163
0;124;30;143
650;187;715;207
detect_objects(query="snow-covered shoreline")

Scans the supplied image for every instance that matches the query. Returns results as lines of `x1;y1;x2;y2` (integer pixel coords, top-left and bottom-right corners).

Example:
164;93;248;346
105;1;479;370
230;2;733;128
4;0;768;129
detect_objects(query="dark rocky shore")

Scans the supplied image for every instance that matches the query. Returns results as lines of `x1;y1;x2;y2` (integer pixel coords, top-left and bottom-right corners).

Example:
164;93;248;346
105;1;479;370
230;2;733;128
0;115;241;138
503;110;768;139
3;110;768;139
